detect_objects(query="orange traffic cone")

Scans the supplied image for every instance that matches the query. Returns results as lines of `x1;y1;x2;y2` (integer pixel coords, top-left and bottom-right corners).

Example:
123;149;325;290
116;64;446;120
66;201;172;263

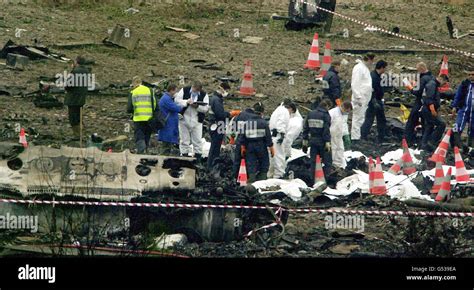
401;151;417;175
371;157;387;195
314;155;326;185
430;154;444;195
304;32;320;70
237;158;248;186
439;55;449;76
388;156;403;175
239;60;256;96
19;128;28;148
402;138;409;154
435;167;452;202
438;55;451;92
454;146;469;183
429;129;452;164
319;41;332;77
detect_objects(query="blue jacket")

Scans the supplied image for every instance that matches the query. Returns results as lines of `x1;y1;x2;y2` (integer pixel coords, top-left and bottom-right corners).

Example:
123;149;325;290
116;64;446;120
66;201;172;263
451;79;473;109
322;66;341;101
158;92;182;144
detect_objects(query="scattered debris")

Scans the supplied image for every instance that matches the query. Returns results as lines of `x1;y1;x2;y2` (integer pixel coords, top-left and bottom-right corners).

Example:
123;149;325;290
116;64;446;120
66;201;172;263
165;26;188;32
242;36;263;44
0;39;69;62
182;33;200;40
194;63;221;70
103;24;140;50
125;7;139;14
6;53;29;70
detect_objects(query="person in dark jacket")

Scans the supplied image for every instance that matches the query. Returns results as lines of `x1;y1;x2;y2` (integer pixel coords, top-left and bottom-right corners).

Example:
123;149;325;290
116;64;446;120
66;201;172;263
361;60;388;142
240;103;275;183
322;60;342;106
302;99;333;185
64;55;90;141
158;84;183;155
232;104;259;179
451;68;474;149
404;62;436;147
420;75;448;151
127;76;156;154
207;82;240;168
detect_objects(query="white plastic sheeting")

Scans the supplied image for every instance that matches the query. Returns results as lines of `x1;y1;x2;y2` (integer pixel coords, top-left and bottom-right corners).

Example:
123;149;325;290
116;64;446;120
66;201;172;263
252;178;309;201
324;170;432;201
381;148;422;165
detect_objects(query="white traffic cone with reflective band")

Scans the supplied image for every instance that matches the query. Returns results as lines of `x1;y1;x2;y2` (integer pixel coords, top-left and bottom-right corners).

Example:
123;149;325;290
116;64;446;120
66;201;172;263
429;129;452;164
304;32;320;70
435;167;452;202
237;158;248;186
430;153;444;195
454;146;469;183
19;128;27;148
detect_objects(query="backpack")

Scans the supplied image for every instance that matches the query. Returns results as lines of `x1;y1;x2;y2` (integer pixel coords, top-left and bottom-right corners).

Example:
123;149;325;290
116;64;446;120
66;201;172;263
149;89;168;131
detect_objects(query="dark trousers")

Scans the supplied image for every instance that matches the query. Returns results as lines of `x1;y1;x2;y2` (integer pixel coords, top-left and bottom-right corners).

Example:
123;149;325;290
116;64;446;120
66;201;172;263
361;99;387;142
134;121;152;154
246;142;270;177
68;106;82;126
421;107;446;151
405;101;422;145
207;129;224;168
309;143;332;184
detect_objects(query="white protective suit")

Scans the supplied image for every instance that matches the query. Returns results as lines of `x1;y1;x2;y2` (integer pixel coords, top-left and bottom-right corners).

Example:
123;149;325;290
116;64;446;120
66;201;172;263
269;103;291;178
283;110;304;158
175;88;209;156
350;59;373;140
329;106;349;169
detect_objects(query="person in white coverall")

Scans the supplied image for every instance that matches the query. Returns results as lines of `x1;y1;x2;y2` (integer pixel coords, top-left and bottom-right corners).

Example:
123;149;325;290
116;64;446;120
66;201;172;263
269;100;295;178
350;53;375;141
283;108;304;159
329;101;353;169
174;81;209;162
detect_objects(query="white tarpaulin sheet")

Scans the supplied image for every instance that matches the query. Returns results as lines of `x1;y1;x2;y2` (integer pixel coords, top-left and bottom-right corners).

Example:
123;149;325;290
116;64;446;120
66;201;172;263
252;178;310;201
381;148;422;165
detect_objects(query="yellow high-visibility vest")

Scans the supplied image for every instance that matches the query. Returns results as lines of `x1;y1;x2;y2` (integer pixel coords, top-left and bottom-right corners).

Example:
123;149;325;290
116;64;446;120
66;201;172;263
131;85;153;122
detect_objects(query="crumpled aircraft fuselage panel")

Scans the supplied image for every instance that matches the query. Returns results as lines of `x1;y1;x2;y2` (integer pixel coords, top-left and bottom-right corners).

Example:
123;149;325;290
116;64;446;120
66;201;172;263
0;145;196;201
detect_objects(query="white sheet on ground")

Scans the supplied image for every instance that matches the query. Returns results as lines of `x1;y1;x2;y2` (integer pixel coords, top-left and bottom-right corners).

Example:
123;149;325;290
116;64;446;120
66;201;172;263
421;166;474;185
324;170;432;201
381;148;422;165
252;178;309;201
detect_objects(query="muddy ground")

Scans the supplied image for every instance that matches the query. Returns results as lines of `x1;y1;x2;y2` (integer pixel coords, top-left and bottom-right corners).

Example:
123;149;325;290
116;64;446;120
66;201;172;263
0;0;473;257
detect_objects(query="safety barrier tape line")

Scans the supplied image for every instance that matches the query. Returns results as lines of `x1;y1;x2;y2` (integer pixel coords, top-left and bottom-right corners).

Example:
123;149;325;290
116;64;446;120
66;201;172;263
1;198;472;217
304;1;474;58
245;207;283;237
